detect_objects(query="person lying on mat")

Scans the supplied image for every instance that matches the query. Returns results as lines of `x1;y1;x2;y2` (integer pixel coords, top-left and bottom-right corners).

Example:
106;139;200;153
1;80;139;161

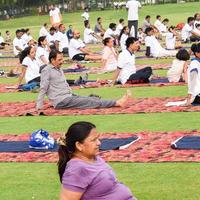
68;30;102;62
57;121;137;200
36;49;131;110
167;49;190;83
112;37;152;85
145;27;177;58
18;46;40;87
185;43;200;105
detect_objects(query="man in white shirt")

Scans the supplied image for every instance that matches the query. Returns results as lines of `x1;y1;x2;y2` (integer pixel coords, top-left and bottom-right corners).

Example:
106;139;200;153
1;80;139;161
46;27;57;49
84;21;98;44
13;29;24;57
49;4;62;28
181;17;200;43
103;23;117;39
126;0;141;38
115;18;125;36
81;7;89;22
39;23;49;37
113;37;152;85
69;30;102;61
154;15;163;33
55;23;69;55
145;27;177;58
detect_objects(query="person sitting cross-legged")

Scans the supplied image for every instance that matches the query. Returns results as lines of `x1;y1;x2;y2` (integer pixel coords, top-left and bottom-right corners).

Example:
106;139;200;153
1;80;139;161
36;50;131;111
113;37;152;85
69;30;102;62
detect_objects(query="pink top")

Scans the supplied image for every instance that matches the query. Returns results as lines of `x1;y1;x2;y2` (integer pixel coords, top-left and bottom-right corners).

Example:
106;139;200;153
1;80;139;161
102;46;118;72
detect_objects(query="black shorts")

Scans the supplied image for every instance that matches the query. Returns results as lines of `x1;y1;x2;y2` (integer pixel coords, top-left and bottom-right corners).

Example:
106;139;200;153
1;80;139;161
72;53;86;61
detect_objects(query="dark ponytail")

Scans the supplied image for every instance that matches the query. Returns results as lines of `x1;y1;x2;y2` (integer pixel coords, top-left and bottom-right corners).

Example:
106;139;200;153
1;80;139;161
57;121;96;183
38;36;46;46
103;37;111;46
19;46;32;64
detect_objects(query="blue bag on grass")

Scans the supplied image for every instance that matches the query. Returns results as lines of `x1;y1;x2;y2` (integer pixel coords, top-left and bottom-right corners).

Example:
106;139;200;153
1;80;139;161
29;129;55;149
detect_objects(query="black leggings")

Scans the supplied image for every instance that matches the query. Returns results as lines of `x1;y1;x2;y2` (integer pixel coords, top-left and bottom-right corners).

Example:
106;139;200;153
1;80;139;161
192;95;200;105
127;67;152;84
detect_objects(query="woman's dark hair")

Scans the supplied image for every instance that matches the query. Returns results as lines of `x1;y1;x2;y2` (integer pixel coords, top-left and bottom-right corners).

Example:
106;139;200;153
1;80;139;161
126;37;138;48
19;46;33;64
162;18;169;23
176;49;190;61
109;23;116;29
191;43;200;56
38;36;46;46
49;49;62;62
103;37;112;46
84;20;89;27
168;25;175;32
187;17;194;24
119;26;128;42
57;121;96;182
156;15;161;19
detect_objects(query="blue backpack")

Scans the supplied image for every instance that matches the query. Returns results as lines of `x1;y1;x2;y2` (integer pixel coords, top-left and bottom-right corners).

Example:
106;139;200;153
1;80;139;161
29;129;55;150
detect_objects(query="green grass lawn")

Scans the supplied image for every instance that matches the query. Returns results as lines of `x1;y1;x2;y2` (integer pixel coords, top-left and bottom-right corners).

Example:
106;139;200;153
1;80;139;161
0;3;200;200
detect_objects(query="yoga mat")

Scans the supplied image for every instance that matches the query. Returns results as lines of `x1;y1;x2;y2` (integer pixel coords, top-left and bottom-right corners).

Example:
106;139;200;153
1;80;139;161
0;131;200;163
62;68;88;73
0;97;199;117
0;137;139;152
171;136;200;150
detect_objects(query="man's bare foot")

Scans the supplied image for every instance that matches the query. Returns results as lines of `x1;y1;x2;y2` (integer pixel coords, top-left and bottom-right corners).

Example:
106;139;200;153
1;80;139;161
116;90;132;107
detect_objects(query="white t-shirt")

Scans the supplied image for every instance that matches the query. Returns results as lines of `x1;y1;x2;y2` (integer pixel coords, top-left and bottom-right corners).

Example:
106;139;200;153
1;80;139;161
104;28;115;39
126;0;141;21
39;26;48;37
84;28;97;44
22;56;40;83
46;33;56;46
55;31;69;52
117;49;136;84
165;32;176;50
181;23;193;41
36;46;49;67
154;20;163;33
120;34;128;51
194;20;200;29
49;7;61;24
115;23;123;35
159;23;167;33
167;59;185;82
21;33;30;46
13;37;24;55
81;12;89;20
145;35;163;57
69;38;86;59
0;36;4;43
188;59;200;101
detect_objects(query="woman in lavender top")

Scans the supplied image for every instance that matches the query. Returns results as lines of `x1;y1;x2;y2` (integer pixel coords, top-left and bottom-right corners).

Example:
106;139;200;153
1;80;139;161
58;121;137;200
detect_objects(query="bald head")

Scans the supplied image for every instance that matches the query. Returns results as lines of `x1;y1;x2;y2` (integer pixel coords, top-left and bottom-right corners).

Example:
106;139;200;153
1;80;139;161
73;29;80;39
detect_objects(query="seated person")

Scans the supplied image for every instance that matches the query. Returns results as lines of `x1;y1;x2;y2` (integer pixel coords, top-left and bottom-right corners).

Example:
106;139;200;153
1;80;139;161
94;17;105;37
102;37;118;72
165;26;182;50
13;29;24;57
181;17;200;43
36;50;131;110
167;49;190;83
18;46;40;87
113;37;152;85
185;43;200;105
138;28;145;44
103;23;117;40
119;26;129;51
55;24;69;55
39;23;48;37
115;18;125;36
142;15;158;33
5;30;11;43
36;36;50;69
0;32;6;49
145;27;177;58
46;27;57;50
159;18;169;36
84;20;99;44
66;25;73;41
69;30;102;61
154;15;163;33
58;121;137;200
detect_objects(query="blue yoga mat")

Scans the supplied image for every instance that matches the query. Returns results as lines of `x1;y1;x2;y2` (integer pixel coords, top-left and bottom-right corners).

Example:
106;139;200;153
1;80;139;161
0;136;139;152
150;78;169;83
171;136;200;150
63;68;88;73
